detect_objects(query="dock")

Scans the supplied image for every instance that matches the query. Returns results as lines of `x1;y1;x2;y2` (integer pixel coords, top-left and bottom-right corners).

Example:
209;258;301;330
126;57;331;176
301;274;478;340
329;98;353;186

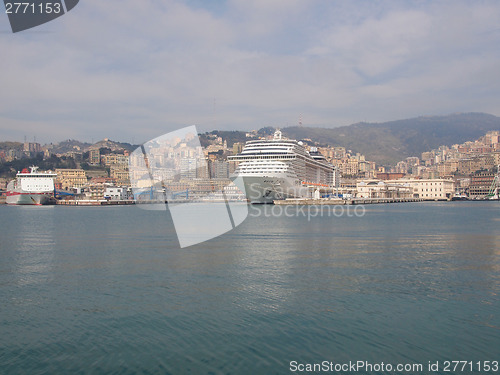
274;197;424;205
56;199;135;206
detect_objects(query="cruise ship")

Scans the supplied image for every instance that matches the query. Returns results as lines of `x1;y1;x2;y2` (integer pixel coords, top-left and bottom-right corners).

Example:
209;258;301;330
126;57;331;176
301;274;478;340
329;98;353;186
229;130;337;203
6;166;57;205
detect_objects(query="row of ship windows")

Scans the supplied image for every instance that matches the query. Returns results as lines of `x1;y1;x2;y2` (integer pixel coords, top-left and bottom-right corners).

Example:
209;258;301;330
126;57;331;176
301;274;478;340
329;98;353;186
240;168;288;170
237;155;294;158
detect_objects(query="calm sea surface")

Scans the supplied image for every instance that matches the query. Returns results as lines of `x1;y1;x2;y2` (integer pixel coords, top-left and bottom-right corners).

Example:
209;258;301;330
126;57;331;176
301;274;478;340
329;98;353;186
0;202;499;374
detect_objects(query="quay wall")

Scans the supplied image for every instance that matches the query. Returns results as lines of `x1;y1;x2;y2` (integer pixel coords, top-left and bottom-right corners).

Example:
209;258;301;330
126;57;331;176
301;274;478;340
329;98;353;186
274;197;425;205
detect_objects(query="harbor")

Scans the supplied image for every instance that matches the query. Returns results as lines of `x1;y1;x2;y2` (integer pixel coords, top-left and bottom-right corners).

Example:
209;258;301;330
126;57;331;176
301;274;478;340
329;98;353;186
1;200;499;374
2;1;500;372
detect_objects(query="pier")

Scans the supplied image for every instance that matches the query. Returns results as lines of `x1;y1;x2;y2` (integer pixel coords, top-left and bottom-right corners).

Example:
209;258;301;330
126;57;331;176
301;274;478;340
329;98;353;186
56;199;135;206
274;197;424;205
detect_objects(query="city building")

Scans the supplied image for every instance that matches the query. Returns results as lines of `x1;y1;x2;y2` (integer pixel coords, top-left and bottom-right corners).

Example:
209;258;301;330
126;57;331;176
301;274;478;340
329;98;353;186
89;148;101;165
23;142;41;156
104;187;131;200
102;153;128;167
376;172;405;180
110;167;131;186
398;178;455;200
357;180;413;198
469;171;496;198
209;160;229;179
357;178;455;200
55;169;88;189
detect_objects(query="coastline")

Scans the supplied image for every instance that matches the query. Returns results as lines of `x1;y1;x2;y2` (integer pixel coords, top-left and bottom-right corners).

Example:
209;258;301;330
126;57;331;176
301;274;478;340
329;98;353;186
1;197;498;206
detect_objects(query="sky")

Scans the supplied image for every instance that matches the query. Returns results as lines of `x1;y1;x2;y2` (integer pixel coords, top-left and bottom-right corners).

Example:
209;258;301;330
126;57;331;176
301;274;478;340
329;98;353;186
1;0;500;144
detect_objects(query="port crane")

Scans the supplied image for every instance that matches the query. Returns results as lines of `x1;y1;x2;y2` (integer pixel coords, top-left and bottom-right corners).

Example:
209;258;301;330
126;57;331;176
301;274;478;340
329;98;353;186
487;165;500;200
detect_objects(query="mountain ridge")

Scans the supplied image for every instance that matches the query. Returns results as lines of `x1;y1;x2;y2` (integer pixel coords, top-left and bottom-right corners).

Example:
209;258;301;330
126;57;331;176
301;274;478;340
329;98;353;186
2;113;499;165
282;112;500;164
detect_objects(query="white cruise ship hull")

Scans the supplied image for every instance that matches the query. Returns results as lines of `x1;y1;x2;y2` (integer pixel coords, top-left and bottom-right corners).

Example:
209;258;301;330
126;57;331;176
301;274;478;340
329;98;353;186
240;175;309;204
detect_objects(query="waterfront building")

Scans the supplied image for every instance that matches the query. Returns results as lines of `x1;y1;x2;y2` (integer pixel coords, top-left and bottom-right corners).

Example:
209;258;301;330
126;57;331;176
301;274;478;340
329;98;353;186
85;177;117;200
87;184;105;200
397;178;455;200
104;187;130;201
55;169;88;190
357;180;413;199
469;171;496;198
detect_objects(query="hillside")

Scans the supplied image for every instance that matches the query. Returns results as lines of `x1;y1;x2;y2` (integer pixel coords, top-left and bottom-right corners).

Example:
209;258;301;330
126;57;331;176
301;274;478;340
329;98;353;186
87;139;137;153
46;139;91;154
0;141;23;151
44;138;138;154
282;113;500;164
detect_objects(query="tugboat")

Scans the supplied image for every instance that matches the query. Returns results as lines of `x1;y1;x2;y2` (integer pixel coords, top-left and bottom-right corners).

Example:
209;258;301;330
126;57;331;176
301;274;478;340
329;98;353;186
6;166;57;205
451;190;469;201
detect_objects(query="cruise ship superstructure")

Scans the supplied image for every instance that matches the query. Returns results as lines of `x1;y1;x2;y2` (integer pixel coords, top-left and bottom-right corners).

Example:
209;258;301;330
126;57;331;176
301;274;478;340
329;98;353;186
6;166;57;205
229;130;337;203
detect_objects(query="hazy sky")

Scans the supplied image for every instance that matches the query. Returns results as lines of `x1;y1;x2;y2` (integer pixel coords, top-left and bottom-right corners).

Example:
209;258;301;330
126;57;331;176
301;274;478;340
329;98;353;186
1;0;500;144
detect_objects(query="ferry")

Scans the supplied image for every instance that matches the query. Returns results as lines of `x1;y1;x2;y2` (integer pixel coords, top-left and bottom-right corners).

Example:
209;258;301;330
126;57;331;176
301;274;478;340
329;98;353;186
6;166;57;205
228;130;337;203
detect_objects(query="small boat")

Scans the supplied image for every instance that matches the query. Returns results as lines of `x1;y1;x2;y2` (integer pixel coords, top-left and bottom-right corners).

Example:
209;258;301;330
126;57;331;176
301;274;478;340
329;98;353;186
451;191;469;201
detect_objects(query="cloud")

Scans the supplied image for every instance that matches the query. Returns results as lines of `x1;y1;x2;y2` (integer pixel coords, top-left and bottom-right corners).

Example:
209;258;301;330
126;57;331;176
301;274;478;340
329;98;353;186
0;0;499;143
